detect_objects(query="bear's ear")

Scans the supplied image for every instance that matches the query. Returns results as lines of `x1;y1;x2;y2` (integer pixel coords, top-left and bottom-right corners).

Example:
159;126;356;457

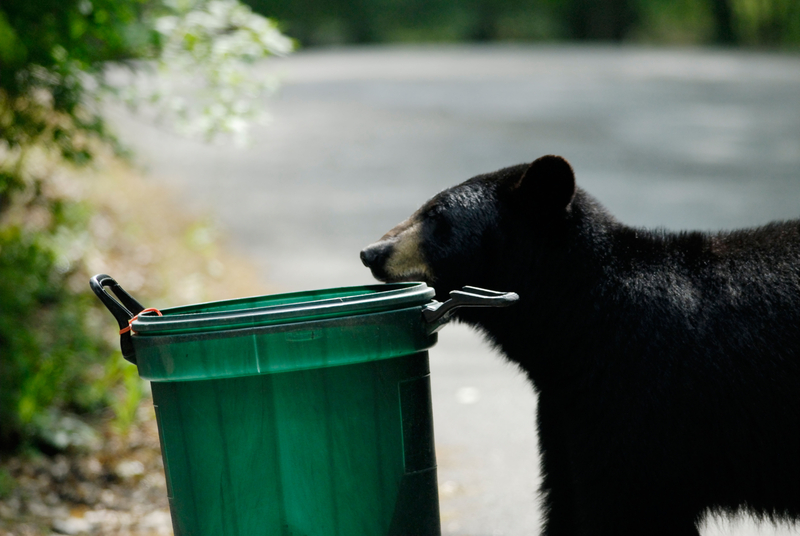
513;155;576;212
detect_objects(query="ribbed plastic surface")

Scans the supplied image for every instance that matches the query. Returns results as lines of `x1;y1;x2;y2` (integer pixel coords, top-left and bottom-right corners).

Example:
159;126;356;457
130;283;441;536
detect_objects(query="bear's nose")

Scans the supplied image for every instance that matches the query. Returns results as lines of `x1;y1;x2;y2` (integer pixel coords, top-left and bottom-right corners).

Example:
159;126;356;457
360;245;378;268
360;248;372;267
360;241;391;268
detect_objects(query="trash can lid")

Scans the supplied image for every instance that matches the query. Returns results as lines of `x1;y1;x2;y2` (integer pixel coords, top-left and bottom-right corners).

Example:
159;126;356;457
132;282;435;336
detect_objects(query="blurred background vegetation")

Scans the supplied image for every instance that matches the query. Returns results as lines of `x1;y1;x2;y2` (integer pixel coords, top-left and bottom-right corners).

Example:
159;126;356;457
0;0;288;455
244;0;799;46
0;0;797;457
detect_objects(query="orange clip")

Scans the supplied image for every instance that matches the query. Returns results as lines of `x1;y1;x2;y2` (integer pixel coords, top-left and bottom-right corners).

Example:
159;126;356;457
119;308;163;335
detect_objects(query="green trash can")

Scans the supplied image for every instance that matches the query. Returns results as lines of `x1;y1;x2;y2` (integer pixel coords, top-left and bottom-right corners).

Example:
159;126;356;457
90;274;517;536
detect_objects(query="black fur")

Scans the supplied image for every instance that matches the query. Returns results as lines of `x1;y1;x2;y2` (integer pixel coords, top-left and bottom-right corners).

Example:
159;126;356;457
362;155;800;536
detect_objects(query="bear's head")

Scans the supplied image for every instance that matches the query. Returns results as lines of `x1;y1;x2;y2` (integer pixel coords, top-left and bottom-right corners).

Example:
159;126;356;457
361;155;578;302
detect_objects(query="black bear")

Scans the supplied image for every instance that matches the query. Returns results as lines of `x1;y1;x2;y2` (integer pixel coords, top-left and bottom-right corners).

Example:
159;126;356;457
360;155;800;536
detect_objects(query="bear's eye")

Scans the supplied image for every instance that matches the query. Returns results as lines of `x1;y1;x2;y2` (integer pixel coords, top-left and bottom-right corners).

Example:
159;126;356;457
426;203;443;217
428;210;452;243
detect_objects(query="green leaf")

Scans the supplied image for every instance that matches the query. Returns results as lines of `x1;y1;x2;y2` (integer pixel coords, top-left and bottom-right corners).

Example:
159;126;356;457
0;10;27;66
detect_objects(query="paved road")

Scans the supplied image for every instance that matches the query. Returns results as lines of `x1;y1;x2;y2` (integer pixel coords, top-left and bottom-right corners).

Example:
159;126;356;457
109;45;800;536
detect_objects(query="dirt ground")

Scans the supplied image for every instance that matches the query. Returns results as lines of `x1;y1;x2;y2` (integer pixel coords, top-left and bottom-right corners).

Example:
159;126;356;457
0;404;171;536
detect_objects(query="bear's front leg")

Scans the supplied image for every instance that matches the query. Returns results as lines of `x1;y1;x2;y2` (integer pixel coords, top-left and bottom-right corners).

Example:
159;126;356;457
537;393;704;536
570;499;703;536
538;472;577;536
537;397;579;536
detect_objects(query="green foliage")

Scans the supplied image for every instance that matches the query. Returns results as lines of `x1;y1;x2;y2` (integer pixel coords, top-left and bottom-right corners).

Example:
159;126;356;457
732;0;800;45
125;0;295;142
634;0;716;44
0;0;159;161
0;199;104;448
0;0;291;452
0;468;15;499
243;0;800;46
104;353;147;434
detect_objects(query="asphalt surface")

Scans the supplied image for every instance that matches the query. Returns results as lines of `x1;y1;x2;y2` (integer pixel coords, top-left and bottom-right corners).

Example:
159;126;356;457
108;45;800;536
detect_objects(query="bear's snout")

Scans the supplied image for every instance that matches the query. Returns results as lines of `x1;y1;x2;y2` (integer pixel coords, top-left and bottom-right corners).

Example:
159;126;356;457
360;241;394;280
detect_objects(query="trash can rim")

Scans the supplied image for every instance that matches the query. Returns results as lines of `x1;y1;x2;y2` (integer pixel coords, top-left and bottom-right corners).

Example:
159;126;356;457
131;282;434;335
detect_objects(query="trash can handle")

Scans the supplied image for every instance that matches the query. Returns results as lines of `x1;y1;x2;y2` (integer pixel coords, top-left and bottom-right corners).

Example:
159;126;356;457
423;286;519;333
89;274;146;364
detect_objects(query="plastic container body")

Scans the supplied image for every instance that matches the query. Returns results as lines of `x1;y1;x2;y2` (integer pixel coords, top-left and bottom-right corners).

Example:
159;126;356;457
129;284;441;536
152;352;437;536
